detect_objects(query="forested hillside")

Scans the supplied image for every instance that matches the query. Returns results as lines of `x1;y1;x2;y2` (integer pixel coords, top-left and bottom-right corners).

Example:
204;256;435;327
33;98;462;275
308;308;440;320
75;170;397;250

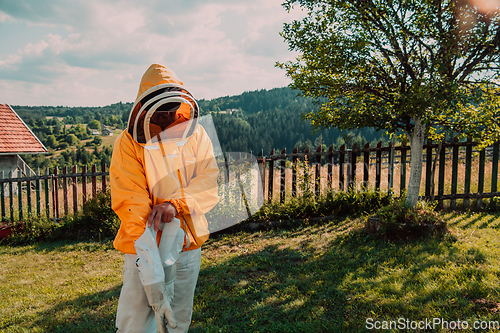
13;87;388;170
199;87;388;154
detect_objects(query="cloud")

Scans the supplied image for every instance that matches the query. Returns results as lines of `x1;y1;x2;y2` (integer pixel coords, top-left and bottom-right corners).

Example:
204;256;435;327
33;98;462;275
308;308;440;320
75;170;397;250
0;0;305;106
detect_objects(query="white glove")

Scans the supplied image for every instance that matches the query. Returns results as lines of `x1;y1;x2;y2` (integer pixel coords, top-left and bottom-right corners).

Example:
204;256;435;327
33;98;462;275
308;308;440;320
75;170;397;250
143;278;177;332
135;219;184;332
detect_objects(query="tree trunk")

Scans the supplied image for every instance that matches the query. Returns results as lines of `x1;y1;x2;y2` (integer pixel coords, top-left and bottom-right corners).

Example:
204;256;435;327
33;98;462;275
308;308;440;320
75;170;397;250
405;118;426;207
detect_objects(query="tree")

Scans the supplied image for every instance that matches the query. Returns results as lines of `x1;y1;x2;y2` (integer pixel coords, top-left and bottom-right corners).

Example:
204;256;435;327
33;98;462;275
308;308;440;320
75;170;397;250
64;134;79;146
45;135;58;148
91;136;102;146
278;0;500;207
87;120;101;130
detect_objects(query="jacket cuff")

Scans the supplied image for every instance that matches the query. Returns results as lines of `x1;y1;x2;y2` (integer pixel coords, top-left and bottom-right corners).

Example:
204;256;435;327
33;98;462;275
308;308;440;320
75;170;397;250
165;199;188;217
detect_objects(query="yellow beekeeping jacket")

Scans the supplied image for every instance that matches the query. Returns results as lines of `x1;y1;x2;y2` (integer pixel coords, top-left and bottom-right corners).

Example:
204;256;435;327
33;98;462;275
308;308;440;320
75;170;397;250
111;64;219;254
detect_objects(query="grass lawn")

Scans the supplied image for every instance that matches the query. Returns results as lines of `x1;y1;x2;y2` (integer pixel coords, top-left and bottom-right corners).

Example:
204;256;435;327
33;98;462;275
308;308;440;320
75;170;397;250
1;211;500;332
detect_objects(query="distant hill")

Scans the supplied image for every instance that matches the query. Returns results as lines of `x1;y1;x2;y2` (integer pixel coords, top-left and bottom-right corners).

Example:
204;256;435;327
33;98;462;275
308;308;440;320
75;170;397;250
13;87;389;170
198;87;389;154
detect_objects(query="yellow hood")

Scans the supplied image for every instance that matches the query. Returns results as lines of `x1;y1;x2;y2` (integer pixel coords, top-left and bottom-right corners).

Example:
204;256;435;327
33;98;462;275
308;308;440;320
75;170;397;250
135;64;184;101
127;64;199;144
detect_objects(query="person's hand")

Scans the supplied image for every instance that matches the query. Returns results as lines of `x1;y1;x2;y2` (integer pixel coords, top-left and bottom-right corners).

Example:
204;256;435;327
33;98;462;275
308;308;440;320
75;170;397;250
148;202;178;231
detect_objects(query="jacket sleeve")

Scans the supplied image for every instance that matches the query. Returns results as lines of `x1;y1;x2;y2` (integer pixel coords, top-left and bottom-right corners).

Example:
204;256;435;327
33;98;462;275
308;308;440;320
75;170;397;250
167;126;219;217
111;131;153;253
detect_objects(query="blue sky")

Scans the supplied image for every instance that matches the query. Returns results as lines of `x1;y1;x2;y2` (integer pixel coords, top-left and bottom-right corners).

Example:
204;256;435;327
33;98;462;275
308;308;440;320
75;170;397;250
0;0;305;106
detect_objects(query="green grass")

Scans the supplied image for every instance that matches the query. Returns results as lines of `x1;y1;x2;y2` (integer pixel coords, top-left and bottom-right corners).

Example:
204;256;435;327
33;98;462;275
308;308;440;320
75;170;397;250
0;241;122;332
1;212;500;332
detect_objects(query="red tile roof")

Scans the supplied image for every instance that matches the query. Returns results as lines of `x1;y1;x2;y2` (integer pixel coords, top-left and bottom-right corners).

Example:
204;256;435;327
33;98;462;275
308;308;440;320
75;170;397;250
0;104;47;154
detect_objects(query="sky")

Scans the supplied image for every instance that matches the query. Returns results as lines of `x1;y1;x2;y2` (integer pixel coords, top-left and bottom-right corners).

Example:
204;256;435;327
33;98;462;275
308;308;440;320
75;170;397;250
0;0;305;107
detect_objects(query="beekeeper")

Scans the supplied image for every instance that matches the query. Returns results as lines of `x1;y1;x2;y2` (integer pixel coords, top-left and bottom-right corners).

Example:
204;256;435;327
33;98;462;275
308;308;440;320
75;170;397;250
110;64;219;332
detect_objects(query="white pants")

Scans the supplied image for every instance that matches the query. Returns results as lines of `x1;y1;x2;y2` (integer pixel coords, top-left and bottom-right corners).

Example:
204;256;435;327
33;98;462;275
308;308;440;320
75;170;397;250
116;248;202;333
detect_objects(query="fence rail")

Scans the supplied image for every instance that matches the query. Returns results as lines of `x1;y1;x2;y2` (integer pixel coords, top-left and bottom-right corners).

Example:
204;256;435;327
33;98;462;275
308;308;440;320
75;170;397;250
1;138;499;223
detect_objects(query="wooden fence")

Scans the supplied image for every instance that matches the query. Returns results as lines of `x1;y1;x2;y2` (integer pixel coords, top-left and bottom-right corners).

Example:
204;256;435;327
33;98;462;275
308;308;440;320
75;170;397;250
1;138;499;222
258;138;500;209
0;165;108;222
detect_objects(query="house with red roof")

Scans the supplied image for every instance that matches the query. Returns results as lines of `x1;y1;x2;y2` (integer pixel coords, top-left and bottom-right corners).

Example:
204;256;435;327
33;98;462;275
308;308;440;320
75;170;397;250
0;104;48;179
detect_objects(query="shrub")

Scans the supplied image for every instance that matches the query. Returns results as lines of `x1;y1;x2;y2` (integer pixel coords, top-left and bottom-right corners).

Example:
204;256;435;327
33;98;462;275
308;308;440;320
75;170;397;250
66;189;120;241
3;190;119;245
247;188;393;223
366;197;448;240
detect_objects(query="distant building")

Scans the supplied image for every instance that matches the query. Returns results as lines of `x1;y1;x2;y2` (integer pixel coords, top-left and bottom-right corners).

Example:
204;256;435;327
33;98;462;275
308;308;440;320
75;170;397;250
219;108;238;115
0;104;48;182
101;126;113;136
90;129;100;135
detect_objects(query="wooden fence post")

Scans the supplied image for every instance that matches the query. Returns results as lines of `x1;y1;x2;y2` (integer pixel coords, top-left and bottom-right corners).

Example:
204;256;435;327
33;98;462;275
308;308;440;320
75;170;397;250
1;171;5;222
54;167;60;219
9;171;13;222
82;165;87;205
26;172;32;217
18;172;23;221
45;167;50;218
268;149;274;203
258;151;265;202
72;165;78;214
328;145;334;191
315;146;321;197
292;147;298;197
400;143;407;196
464;137;473;207
280;148;286;203
261;150;265;201
363;143;370;190
425;139;433;198
437;140;446;208
102;164;107;192
92;164;97;198
36;168;41;216
492;142;499;195
63;166;69;216
450;137;459;209
339;144;345;192
477;147;486;209
375;141;382;191
347;143;356;191
388;141;394;193
304;147;310;195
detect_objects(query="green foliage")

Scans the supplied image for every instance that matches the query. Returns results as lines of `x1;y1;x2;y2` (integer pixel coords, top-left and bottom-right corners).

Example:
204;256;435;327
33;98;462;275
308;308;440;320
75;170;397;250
45;135;58;148
248;189;393;223
4;190;119;245
88;136;103;146
278;0;500;145
64;134;79;145
87;119;101;130
67;123;91;140
201;87;389;153
76;190;120;241
369;197;448;240
376;198;441;226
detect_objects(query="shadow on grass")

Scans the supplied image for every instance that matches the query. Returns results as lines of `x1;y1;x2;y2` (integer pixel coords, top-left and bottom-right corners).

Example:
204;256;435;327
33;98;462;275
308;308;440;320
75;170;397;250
28;285;121;333
0;238;115;256
445;211;500;230
191;224;500;333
